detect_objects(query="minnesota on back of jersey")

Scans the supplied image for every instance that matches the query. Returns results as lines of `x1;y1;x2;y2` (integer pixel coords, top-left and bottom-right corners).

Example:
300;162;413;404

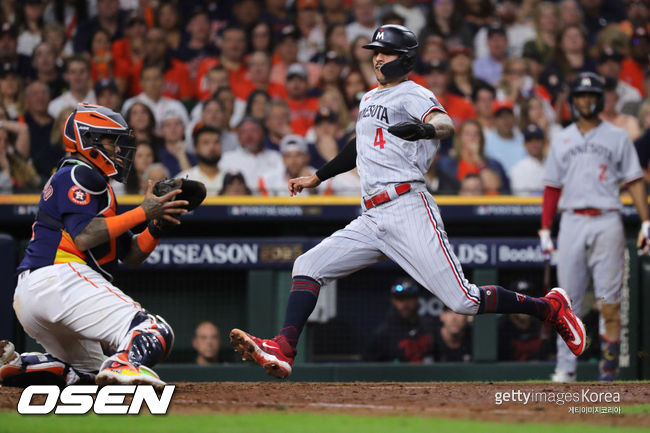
355;80;446;197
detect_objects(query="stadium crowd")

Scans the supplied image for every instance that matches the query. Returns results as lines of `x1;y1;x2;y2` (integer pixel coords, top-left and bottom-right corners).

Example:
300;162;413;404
0;0;647;196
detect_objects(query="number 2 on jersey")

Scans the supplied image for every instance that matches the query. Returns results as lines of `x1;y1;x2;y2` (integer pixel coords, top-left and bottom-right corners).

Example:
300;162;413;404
598;164;607;181
374;128;385;149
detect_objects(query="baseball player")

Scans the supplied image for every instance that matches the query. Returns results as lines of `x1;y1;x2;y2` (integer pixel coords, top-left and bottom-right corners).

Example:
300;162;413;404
539;72;650;382
230;25;586;379
0;104;188;389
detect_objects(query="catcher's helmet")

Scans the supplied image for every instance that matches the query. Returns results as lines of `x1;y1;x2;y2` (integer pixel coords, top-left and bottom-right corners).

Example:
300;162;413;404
363;25;418;80
569;72;604;119
63;103;135;182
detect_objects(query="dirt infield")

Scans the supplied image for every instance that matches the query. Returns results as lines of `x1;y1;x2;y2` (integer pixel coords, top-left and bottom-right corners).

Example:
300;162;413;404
1;382;649;426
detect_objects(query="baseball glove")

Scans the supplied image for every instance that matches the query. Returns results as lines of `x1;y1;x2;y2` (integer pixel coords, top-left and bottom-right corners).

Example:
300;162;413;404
148;179;206;237
153;178;206;211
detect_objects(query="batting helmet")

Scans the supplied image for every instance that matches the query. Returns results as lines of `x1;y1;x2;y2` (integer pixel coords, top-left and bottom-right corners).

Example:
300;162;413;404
363;25;418;80
569;72;604;118
63;103;135;182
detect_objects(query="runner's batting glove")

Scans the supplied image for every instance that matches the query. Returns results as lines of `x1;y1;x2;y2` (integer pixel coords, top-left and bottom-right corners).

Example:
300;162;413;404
638;220;650;255
388;122;437;141
538;229;554;255
150;178;207;235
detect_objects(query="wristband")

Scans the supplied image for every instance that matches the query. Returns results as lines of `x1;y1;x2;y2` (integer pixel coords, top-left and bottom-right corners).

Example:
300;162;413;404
136;227;160;253
105;206;146;239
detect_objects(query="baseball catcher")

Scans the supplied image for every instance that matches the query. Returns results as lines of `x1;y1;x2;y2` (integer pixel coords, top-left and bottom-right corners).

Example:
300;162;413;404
0;103;204;389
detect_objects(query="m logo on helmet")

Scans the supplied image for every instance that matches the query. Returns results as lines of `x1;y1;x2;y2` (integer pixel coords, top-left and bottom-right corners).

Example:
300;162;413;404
581;77;591;87
376;30;384;40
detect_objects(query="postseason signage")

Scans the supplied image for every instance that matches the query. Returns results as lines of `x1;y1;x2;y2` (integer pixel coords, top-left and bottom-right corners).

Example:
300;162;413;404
139;238;552;269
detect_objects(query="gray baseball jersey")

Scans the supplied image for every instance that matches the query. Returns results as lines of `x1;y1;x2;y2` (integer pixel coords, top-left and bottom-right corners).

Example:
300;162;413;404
291;80;482;315
543;120;642;375
543;121;643;210
356;80;445;197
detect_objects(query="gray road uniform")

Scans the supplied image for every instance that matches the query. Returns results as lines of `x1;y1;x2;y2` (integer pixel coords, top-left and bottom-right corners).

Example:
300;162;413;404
292;80;482;314
543;121;643;373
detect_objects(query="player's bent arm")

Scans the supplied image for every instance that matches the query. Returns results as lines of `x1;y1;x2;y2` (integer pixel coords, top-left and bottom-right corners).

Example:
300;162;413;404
424;111;454;140
315;137;357;182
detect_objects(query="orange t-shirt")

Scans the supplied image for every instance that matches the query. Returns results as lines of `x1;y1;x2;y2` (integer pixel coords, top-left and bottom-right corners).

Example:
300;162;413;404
195;57;249;101
127;58;195;100
436;93;476;127
232;79;287;101
287;97;320;136
620;58;645;96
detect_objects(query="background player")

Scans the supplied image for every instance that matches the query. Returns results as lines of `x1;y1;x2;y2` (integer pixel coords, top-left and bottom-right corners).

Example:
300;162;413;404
539;72;650;382
230;25;586;379
0;104;187;389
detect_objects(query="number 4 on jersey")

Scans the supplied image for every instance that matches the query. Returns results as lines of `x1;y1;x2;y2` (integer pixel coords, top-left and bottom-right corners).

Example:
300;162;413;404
374;128;385;149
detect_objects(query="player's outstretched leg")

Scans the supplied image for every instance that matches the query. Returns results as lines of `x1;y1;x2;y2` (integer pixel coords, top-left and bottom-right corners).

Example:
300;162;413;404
478;286;586;356
96;313;173;390
1;340;95;387
230;275;316;378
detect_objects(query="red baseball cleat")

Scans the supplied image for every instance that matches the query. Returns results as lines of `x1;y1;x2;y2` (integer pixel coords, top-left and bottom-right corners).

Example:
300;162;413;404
543;288;587;356
230;329;295;379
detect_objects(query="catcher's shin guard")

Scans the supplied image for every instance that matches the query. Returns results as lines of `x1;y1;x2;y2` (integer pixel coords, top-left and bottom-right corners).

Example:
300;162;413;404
1;349;95;388
120;312;174;367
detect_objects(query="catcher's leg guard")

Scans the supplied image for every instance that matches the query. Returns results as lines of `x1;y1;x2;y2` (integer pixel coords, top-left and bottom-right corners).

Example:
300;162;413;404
1;344;95;388
119;312;174;367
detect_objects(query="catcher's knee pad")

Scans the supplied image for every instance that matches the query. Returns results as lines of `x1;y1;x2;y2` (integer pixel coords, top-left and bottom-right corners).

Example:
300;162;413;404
122;312;175;367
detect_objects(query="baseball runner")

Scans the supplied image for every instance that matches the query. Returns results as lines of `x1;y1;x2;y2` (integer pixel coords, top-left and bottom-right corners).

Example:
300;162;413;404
0;104;203;389
539;72;650;382
230;25;586;379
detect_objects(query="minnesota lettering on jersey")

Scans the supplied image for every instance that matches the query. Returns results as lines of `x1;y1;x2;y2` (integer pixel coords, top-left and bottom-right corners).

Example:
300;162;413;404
560;142;614;163
358;104;389;123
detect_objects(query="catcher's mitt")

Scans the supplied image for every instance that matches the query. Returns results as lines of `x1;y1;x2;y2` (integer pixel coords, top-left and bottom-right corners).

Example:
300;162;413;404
153;178;206;211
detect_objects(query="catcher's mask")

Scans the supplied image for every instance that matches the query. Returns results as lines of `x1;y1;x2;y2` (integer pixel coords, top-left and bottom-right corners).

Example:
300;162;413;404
63;103;135;183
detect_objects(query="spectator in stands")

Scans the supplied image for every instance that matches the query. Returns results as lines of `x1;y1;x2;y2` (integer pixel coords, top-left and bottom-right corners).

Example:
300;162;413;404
0;63;23;119
175;7;218;63
187;98;237;153
472;24;508;87
121;63;190;130
447;47;483;102
310;107;347;168
322;0;348;26
156;1;183;54
192;321;222;365
458;173;485;196
88;28;113;83
295;0;326;63
437;119;510;194
286;63;319;137
485;100;526;173
620;26;648;104
522;2;560;65
318;87;350;131
497;58;537;110
214;86;245;130
23;81;58;181
558;0;583;27
600;78;641;141
195;26;247;101
159;111;196;177
634;101;650;184
433;307;472;362
0;123;40;193
220;171;252;196
510;124;546;196
176;126;224;196
263;99;292;151
420;0;473;48
260;134;314;196
233;51;286;102
580;0;627;45
597;48;643;113
380;0;426;37
30;42;65;98
518;96;562;143
318;51;347;93
426;153;461;195
346;0;377;42
498;279;553;361
349;35;375;88
48;55;96;120
476;0;536;59
110;13;147;95
0;24;32;79
16;0;45;59
342;69;369;110
125;101;161;148
141;162;170;190
231;0;262;31
261;0;292;34
422;60;475;129
112;141;157;196
41;23;69;63
219;116;283;194
73;0;128;54
49;106;75;165
363;279;436;363
94;79;121;112
245;90;271;123
250;22;273;54
322;23;349;60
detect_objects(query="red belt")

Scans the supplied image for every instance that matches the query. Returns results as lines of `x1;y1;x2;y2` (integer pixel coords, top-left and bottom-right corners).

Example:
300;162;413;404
573;208;616;216
364;183;411;210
